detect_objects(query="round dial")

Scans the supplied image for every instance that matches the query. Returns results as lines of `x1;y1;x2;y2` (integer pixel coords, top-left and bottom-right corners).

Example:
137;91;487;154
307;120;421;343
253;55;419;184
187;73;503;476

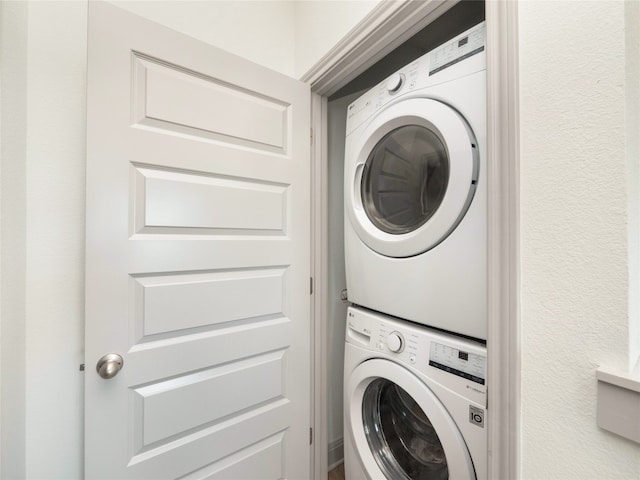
386;331;404;353
386;73;404;94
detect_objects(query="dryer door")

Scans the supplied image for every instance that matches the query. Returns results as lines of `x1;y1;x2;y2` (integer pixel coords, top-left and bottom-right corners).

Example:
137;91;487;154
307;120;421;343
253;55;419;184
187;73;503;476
345;98;478;258
346;359;476;480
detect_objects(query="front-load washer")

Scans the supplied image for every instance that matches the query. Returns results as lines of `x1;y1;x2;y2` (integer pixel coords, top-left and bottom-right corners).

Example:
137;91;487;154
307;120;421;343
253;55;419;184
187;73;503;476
344;22;487;340
344;306;487;480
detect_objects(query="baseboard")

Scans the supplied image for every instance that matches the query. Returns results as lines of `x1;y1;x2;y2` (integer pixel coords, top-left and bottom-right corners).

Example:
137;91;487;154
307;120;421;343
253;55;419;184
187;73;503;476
328;437;344;470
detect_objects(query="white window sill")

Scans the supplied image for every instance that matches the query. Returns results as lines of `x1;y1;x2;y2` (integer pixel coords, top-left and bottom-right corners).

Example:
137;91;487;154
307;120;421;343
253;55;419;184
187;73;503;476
596;366;640;443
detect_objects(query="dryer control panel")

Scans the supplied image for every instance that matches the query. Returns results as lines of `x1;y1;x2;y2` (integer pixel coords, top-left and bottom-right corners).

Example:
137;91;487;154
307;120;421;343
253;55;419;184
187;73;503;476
346;306;487;405
346;21;486;136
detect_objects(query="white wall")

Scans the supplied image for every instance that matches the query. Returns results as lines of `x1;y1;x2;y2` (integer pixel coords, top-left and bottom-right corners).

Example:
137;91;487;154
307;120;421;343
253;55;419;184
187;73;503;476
0;1;28;477
23;2;88;477
293;0;379;78
110;0;296;77
326;92;362;465
519;1;640;478
112;0;382;80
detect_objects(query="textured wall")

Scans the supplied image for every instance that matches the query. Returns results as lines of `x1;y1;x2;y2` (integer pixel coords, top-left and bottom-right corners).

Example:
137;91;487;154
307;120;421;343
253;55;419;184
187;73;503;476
519;1;640;478
626;0;640;372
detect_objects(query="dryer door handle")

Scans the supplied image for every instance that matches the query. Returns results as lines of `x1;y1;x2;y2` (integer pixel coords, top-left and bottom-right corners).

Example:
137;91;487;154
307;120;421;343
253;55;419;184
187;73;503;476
354;163;364;210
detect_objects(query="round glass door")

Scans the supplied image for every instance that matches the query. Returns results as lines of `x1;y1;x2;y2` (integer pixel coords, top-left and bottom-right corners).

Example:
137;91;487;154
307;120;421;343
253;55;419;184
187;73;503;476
346;359;476;480
362;378;448;480
362;125;449;235
345;98;478;258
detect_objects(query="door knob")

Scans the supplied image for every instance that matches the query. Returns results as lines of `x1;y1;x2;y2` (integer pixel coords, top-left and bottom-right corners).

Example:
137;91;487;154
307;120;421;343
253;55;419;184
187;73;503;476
96;353;124;379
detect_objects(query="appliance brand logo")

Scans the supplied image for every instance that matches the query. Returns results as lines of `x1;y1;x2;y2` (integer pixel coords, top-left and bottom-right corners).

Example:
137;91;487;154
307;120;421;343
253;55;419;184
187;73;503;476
469;406;484;428
466;384;484;395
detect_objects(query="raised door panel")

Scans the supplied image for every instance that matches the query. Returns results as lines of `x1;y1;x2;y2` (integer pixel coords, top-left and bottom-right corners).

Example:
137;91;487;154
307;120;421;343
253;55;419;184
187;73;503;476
85;3;311;478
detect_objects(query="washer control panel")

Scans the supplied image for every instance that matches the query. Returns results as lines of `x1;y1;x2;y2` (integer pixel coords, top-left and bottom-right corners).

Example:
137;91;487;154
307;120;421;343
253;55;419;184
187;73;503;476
346;306;486;404
429;341;485;385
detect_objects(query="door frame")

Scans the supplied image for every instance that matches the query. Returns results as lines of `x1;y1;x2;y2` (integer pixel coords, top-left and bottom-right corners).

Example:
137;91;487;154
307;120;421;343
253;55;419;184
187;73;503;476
307;1;520;479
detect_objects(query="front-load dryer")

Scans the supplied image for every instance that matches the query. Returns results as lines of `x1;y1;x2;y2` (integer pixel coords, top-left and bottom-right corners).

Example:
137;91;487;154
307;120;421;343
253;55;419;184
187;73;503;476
344;22;487;340
344;306;487;480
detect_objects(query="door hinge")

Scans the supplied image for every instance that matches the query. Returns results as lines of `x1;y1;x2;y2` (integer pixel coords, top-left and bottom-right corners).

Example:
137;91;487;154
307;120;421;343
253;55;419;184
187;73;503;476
310;277;313;295
310;427;313;445
310;127;313;146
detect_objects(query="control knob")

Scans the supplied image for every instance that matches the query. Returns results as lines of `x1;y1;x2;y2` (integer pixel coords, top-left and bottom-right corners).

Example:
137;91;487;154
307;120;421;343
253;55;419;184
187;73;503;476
386;73;404;94
386;331;404;353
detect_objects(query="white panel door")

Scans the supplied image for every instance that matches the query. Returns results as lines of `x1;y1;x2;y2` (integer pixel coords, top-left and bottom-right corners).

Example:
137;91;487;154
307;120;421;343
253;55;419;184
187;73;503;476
85;2;311;478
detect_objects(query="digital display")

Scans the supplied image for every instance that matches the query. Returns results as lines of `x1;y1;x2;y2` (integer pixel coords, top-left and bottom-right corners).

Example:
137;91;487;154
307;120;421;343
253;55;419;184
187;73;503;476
429;342;485;385
429;23;485;76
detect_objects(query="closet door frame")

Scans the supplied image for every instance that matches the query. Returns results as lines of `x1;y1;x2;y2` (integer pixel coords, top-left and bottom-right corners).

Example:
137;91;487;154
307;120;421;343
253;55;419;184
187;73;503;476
306;2;520;479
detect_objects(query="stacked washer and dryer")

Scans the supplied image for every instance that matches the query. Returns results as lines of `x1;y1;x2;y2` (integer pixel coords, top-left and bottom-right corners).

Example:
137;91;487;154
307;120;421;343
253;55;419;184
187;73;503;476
343;22;488;480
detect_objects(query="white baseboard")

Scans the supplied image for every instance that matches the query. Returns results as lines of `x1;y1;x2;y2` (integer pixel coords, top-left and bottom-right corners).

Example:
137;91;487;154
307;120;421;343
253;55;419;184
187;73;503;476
328;437;344;470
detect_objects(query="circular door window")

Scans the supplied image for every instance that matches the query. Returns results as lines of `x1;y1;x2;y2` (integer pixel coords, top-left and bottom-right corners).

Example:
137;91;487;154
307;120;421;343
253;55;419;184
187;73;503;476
345;98;478;258
362;125;449;235
346;359;475;480
362;378;448;480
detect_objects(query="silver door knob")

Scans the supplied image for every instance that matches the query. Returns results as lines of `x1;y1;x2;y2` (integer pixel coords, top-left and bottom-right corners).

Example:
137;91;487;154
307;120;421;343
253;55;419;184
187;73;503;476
96;353;124;379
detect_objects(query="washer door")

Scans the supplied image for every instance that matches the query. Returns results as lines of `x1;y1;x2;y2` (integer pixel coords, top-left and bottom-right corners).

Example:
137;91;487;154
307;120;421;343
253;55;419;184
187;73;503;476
347;359;476;480
346;98;478;258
